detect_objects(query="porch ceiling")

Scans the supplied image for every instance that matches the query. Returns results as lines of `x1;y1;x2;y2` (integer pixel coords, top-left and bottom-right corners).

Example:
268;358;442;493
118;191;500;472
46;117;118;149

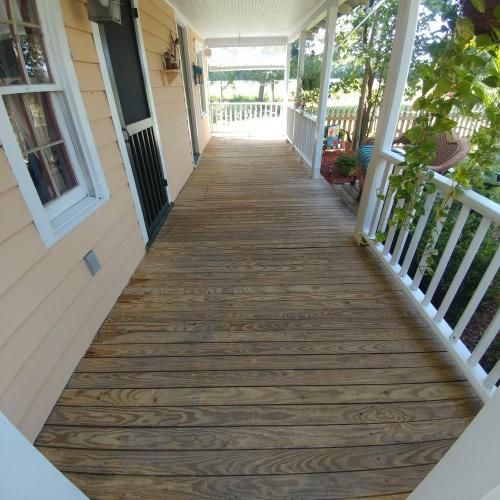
168;0;368;41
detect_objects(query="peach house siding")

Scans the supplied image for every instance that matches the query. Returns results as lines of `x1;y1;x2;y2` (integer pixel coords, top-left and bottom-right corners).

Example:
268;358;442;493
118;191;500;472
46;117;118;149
0;0;206;441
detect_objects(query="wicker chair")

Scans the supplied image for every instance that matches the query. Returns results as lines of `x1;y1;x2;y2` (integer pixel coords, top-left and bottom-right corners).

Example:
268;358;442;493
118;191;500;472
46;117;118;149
357;132;469;197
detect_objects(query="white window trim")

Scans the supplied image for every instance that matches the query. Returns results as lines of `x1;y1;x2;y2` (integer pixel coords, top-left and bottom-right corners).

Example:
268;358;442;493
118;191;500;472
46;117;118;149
0;0;110;247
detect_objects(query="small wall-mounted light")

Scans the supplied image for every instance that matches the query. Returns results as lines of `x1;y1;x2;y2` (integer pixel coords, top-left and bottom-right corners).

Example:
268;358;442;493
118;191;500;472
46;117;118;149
87;0;122;24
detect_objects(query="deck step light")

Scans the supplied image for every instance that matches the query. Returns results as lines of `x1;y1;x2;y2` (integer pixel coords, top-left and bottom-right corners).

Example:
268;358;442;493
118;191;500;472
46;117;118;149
87;0;122;24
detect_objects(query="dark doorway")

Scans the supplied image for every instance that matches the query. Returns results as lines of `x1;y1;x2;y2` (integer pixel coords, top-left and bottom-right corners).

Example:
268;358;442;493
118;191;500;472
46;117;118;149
100;0;171;244
177;23;200;164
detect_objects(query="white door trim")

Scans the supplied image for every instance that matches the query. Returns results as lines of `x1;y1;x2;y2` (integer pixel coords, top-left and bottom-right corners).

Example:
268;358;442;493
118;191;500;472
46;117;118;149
133;0;173;202
176;19;200;163
91;21;149;245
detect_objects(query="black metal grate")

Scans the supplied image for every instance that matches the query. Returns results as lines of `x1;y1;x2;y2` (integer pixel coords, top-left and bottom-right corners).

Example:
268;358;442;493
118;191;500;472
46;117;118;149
126;118;170;240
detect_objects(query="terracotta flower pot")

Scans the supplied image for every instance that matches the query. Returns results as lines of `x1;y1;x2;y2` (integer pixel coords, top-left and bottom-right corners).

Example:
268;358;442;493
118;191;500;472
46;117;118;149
461;0;499;34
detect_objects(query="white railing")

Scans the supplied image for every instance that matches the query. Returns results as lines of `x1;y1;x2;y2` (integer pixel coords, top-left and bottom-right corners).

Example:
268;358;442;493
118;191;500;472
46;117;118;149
357;149;499;401
286;105;317;167
210;102;283;132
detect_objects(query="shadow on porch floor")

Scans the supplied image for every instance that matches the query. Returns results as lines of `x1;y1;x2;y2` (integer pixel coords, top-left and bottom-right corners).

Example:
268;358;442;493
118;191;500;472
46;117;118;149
35;136;479;499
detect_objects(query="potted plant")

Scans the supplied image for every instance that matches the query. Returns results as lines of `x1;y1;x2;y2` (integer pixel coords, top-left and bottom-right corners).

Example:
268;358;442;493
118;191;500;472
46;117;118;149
335;153;357;177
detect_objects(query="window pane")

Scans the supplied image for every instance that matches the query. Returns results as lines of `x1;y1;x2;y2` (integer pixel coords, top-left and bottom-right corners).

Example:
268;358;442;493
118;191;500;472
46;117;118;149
0;22;25;85
43;143;77;196
24;92;60;145
18;26;50;84
13;0;39;24
3;93;37;150
26;148;56;204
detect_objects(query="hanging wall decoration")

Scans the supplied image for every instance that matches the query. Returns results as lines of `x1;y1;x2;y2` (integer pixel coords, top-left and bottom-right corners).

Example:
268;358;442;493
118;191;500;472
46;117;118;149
163;32;180;70
192;64;203;85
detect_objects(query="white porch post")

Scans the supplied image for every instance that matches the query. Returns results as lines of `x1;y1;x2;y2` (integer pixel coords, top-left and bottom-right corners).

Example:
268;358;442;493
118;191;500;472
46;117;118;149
292;30;306;147
409;389;500;500
353;0;420;240
296;30;306;97
284;41;291;134
312;0;339;179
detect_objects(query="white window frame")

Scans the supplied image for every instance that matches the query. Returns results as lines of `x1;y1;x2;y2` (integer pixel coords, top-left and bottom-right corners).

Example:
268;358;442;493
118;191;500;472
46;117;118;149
0;0;109;247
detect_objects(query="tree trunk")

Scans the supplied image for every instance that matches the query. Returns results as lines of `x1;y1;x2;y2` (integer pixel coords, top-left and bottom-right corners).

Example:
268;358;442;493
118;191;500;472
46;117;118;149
271;83;275;102
353;7;380;149
360;71;375;141
258;83;265;102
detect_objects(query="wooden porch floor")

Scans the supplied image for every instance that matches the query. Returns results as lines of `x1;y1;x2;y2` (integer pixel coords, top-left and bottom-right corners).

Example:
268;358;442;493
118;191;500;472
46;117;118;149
36;137;480;499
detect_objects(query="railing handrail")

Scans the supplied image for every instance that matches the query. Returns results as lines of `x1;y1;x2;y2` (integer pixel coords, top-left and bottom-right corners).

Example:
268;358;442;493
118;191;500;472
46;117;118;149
210;101;283;106
380;149;500;224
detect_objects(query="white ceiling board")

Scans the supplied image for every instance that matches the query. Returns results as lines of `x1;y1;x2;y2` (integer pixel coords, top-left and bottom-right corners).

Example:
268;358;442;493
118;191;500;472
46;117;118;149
167;0;365;39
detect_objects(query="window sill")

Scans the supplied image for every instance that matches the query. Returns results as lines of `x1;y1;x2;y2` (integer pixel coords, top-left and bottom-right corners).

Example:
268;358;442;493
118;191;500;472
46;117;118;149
46;194;110;247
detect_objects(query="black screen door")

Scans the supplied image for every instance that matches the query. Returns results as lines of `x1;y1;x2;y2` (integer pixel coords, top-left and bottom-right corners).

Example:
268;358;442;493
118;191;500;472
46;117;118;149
100;0;171;244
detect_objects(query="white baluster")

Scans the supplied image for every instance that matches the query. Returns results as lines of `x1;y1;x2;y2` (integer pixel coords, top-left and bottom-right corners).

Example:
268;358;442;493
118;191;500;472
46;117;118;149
468;310;500;367
450;246;500;341
368;160;393;238
411;197;453;290
435;217;491;322
377;163;403;236
399;192;437;277
422;204;470;304
483;359;500;390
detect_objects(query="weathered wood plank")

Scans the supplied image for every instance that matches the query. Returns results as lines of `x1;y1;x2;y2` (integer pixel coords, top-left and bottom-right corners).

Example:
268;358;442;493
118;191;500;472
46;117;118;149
57;382;475;407
85;339;444;357
38;440;452;476
45;399;480;427
37;418;472;450
67;365;464;389
64;466;431;499
76;352;455;372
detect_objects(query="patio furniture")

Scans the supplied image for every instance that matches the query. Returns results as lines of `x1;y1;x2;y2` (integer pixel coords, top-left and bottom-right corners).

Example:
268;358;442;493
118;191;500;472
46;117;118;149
357;132;470;197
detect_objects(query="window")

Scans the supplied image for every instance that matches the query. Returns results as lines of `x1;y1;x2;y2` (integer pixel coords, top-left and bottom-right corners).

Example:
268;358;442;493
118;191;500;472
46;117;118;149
0;0;108;245
196;51;207;115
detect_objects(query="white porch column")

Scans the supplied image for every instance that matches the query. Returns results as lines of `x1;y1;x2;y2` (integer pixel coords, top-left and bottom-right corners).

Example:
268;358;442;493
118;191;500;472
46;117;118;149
292;31;306;147
409;390;500;500
354;0;420;240
296;30;306;97
284;41;291;98
284;41;291;134
312;0;339;179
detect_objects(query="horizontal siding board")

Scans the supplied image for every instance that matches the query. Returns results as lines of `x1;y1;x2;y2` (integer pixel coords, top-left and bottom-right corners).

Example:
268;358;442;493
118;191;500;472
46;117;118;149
0;224;47;296
0;188;33;244
0;148;18;194
90;118;117;149
98;142;124;174
74;62;105;92
81;91;111;122
60;0;92;33
66;27;99;63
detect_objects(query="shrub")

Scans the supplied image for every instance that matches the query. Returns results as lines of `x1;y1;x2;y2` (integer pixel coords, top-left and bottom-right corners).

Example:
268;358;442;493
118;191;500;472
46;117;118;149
335;153;356;176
